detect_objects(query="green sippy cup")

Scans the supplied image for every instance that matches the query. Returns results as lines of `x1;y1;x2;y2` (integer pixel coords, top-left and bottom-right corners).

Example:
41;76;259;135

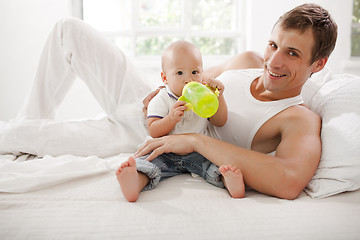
178;82;219;118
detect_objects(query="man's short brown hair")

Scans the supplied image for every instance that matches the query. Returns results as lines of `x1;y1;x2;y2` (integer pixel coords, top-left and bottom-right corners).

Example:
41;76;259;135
275;3;338;64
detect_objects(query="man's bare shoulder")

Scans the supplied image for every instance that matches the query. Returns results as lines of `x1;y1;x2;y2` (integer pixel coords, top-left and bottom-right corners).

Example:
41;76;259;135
252;104;321;153
283;104;320;121
279;104;321;134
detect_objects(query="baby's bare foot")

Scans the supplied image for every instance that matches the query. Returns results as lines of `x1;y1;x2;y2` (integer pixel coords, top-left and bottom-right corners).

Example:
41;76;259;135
115;156;141;202
219;165;245;198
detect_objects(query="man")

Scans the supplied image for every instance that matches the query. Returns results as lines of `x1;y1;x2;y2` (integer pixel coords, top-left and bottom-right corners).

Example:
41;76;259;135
0;4;337;199
135;3;338;199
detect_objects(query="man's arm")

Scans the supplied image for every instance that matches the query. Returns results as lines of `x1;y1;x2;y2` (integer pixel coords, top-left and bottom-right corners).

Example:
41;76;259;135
136;107;321;200
201;109;321;199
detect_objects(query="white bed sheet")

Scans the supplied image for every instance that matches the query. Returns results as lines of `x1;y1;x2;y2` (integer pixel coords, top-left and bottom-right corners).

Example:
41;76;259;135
0;162;359;240
1;68;360;239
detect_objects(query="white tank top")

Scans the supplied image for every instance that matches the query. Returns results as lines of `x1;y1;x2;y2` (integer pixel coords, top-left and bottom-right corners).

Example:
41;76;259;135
207;69;304;149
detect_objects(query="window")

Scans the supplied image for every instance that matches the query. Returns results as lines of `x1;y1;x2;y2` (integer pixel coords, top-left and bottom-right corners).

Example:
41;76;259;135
79;0;245;62
352;0;360;56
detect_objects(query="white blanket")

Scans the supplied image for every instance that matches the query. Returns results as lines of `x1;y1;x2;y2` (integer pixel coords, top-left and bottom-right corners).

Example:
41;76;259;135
1;69;360;240
0;153;129;193
1;68;360;199
1;170;359;240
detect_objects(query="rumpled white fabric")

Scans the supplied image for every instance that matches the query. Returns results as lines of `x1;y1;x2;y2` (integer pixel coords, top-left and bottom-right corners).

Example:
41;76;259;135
0;153;130;193
1;68;360;198
303;69;360;198
1;172;359;240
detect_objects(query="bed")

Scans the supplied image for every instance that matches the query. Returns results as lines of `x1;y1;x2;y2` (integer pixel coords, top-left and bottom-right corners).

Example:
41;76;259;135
1;68;360;239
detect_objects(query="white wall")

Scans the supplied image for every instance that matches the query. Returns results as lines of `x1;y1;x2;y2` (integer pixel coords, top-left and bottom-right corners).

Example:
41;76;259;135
1;0;359;121
0;0;103;121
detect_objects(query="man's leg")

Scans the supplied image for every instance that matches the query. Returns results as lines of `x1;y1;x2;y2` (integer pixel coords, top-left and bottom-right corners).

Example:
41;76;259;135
1;18;152;157
0;113;147;158
18;17;152;120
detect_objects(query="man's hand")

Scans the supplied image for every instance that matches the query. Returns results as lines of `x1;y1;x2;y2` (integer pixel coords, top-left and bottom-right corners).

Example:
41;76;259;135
134;134;197;161
142;86;165;116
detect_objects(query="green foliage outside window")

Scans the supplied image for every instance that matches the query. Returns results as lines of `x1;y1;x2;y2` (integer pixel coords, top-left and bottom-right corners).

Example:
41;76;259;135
352;0;360;56
83;0;239;57
138;0;182;28
137;37;182;56
191;0;235;31
191;37;235;55
135;0;237;56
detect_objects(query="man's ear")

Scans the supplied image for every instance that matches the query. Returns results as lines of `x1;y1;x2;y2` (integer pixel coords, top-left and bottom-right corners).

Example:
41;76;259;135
161;72;167;84
312;57;328;74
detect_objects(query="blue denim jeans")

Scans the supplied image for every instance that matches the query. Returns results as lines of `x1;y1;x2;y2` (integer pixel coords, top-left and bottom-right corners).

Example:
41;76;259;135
136;152;224;191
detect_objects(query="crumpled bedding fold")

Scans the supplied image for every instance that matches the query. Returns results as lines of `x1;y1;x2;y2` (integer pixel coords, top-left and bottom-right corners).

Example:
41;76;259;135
0;153;130;193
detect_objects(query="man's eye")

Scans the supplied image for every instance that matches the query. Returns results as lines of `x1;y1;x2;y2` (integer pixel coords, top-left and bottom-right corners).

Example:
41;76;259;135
289;51;298;57
177;71;183;75
270;43;277;49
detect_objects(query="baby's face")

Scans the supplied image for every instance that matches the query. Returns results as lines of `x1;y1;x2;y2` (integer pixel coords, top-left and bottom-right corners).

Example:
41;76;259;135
162;51;203;97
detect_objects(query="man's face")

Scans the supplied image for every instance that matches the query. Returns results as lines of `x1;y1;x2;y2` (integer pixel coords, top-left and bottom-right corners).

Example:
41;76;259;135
262;23;323;98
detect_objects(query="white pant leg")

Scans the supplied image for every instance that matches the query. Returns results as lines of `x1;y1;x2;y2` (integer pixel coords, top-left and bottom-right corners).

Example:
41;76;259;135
18;17;152;120
1;18;153;157
1;101;148;157
0;112;146;158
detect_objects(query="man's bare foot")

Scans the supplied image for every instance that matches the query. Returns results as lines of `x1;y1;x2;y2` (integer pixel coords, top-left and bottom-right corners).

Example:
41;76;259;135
219;165;245;198
115;156;143;202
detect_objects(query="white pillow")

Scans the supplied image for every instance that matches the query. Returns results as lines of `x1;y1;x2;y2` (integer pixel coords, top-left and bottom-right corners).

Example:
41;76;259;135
302;67;334;105
303;71;360;198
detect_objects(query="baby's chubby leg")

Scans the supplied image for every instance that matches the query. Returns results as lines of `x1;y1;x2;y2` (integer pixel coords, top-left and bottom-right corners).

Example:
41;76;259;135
115;156;150;202
219;165;245;198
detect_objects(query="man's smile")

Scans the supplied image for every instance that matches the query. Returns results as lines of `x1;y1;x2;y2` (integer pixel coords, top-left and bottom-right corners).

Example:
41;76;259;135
268;69;286;78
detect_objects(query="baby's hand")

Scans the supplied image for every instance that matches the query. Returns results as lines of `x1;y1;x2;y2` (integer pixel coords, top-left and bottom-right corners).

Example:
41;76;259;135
205;78;225;97
169;101;187;122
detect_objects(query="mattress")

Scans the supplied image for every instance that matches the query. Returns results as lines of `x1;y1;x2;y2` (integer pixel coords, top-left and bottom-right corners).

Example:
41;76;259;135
1;68;360;239
0;154;359;240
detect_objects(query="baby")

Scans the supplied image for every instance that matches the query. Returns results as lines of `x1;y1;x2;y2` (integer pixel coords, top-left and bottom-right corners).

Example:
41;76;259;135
116;41;244;202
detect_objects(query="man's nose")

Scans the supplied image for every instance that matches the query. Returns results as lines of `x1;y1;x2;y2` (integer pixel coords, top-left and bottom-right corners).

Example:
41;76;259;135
268;50;284;68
